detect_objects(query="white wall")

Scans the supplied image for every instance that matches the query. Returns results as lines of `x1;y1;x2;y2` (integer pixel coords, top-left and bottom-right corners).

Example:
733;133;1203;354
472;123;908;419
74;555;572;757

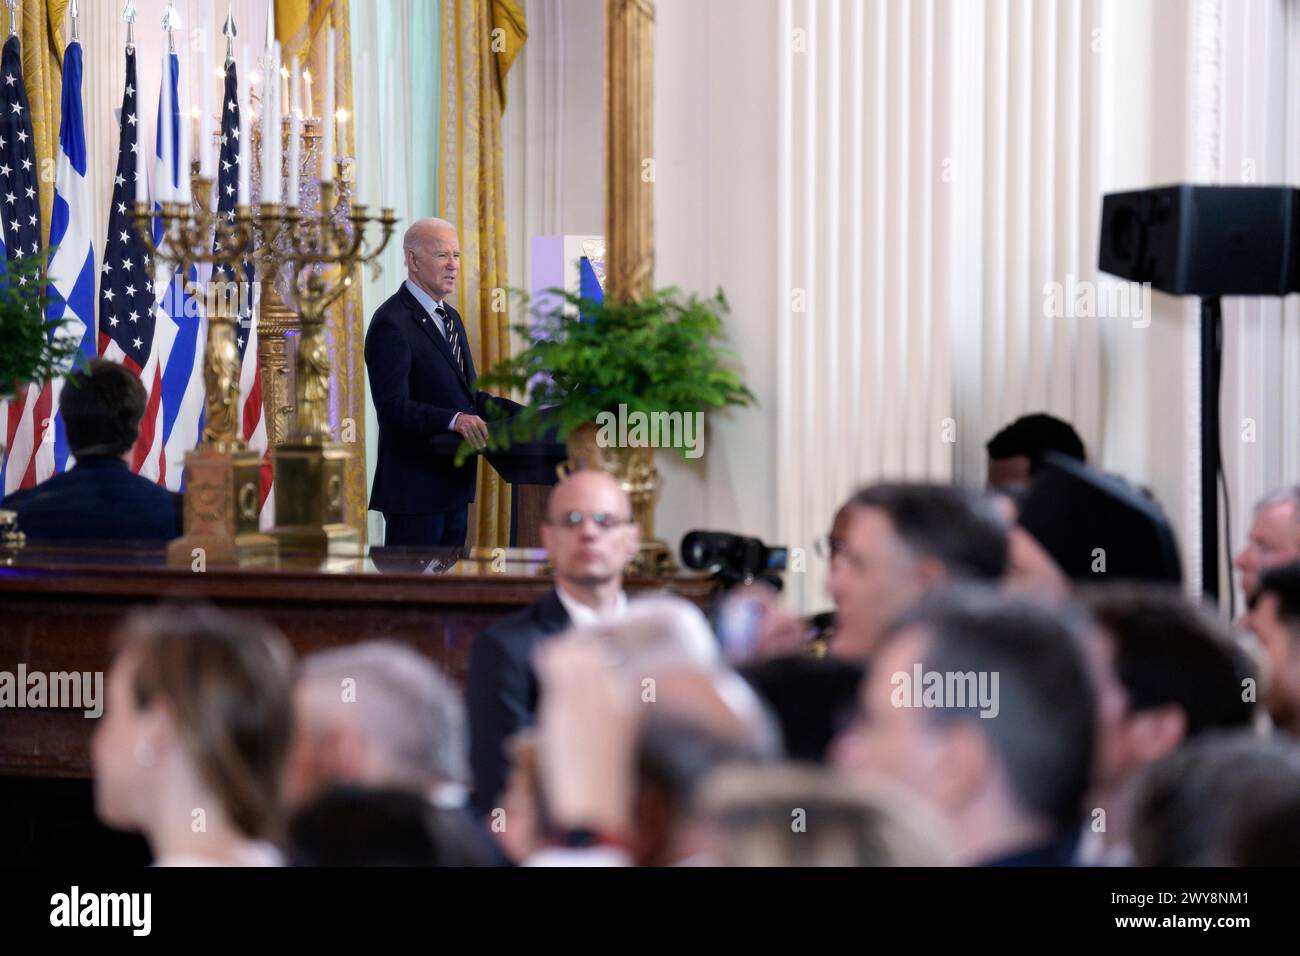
503;0;605;316
654;0;783;585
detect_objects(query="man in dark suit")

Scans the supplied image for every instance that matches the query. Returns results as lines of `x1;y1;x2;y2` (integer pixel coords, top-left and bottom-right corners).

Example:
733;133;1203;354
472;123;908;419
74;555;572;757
466;469;641;815
1;359;180;541
364;218;522;547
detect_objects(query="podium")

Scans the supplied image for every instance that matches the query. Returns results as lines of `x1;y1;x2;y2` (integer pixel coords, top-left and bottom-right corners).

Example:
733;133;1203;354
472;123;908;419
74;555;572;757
427;414;568;547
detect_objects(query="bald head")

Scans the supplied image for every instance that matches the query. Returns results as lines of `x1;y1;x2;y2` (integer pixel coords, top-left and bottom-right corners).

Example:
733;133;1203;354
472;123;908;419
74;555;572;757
541;468;641;589
404;218;460;299
546;469;630;520
404;218;457;253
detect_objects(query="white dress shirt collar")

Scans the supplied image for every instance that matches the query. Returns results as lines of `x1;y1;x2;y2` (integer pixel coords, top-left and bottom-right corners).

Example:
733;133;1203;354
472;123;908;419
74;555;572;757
554;585;628;629
405;278;447;331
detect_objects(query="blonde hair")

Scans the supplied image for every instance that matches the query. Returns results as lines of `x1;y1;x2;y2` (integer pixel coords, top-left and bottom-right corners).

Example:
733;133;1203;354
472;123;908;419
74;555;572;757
118;605;294;839
696;765;950;867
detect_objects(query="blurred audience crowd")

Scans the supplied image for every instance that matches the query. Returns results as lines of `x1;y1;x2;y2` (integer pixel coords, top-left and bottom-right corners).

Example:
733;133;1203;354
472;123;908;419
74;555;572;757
80;413;1300;866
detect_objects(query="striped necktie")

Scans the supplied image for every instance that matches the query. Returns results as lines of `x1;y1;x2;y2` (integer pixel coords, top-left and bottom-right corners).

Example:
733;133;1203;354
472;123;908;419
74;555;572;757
435;304;464;374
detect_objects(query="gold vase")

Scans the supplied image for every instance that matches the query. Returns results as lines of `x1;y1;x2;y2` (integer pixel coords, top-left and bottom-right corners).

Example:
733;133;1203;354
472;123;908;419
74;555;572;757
559;421;675;576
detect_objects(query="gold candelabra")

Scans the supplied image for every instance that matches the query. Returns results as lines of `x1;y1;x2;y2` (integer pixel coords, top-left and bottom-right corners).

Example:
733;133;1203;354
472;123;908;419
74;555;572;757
133;180;291;566
136;147;396;561
266;159;397;553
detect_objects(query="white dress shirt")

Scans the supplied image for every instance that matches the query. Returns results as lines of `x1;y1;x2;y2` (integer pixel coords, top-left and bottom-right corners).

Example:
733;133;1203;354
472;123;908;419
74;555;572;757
554;585;628;629
152;841;283;867
404;278;461;432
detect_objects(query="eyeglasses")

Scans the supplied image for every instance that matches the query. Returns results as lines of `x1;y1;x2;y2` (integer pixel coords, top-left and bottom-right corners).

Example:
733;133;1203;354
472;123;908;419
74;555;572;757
815;535;845;560
547;510;634;530
817;534;872;573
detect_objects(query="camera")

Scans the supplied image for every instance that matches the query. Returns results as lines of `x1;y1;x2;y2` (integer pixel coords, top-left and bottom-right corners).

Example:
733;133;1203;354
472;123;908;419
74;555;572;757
680;530;788;585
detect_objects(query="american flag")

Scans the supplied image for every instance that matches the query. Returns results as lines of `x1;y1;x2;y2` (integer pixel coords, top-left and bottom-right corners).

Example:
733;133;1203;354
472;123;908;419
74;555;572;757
97;47;162;479
0;34;49;494
213;54;273;518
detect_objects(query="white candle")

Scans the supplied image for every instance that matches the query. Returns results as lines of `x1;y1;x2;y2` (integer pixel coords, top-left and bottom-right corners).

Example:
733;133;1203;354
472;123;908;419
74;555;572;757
322;27;335;183
335;108;347;176
199;33;213;177
177;54;192;206
354;51;368;208
303;69;312;118
384;59;395;208
237;43;251;206
271;42;283;203
287;57;301;208
260;47;277;201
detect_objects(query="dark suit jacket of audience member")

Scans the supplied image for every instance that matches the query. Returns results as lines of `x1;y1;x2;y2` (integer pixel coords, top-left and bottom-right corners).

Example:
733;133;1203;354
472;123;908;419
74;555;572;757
980;830;1082;867
365;284;522;516
740;654;866;763
1;457;181;542
466;589;572;815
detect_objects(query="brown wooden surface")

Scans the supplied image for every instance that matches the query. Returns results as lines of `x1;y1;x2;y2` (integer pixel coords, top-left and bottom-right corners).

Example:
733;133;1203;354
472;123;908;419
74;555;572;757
0;542;713;780
515;483;550;548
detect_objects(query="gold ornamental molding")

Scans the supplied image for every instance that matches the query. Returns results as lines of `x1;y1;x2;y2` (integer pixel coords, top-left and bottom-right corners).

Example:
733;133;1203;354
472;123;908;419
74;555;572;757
599;0;672;574
604;0;656;303
256;284;299;447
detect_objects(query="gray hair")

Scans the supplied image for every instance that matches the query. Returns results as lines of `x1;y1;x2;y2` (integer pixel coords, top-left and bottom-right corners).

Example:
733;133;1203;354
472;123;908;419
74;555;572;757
403;217;457;255
1256;485;1300;519
297;641;469;787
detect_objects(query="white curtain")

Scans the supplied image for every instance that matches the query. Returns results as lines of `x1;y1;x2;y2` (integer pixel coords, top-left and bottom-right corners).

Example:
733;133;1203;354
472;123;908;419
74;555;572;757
1217;0;1300;605
769;0;1105;610
349;1;428;545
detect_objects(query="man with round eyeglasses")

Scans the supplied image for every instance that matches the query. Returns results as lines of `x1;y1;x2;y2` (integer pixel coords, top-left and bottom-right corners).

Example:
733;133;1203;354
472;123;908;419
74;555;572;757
466;469;641;815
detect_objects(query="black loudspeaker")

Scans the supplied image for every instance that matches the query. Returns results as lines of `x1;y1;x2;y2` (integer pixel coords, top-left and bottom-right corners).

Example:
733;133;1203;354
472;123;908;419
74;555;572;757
1099;184;1300;296
1018;453;1183;586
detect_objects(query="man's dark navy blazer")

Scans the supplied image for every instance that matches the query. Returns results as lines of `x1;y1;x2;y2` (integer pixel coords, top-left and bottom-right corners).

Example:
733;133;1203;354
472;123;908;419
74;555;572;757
0;457;180;541
465;589;572;814
365;283;520;516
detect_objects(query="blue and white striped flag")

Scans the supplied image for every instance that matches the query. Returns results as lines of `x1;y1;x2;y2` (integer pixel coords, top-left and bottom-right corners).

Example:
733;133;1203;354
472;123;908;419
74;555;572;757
46;37;97;476
149;45;205;490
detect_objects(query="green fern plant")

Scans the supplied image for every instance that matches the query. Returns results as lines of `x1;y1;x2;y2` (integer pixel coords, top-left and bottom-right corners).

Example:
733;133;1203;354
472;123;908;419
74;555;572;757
462;286;755;463
0;252;83;399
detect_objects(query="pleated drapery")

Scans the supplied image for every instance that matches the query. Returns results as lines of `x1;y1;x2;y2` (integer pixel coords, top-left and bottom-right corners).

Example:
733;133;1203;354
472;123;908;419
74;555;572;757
439;0;524;551
17;0;69;247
